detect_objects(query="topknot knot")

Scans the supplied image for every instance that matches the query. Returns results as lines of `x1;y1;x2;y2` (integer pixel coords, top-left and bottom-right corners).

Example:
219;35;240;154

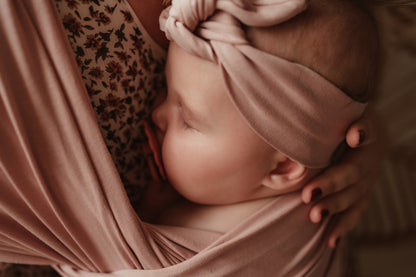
170;0;217;32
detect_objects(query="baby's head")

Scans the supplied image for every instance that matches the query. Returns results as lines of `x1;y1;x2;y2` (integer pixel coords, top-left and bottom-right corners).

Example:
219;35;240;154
152;0;378;205
245;0;378;102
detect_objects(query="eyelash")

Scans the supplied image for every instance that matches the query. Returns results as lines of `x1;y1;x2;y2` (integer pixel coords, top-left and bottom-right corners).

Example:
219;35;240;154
182;118;192;129
178;107;192;130
181;113;194;130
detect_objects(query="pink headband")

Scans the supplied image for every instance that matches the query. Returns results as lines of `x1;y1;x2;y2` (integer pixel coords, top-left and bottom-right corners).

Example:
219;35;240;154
160;0;367;167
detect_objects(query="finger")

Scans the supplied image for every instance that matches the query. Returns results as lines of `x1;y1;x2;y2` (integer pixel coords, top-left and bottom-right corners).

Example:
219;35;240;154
302;139;382;205
308;174;372;223
327;193;369;248
345;114;376;148
302;160;363;204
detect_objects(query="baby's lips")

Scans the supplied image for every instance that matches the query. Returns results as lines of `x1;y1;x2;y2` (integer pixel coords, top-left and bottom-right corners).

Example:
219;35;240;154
144;120;167;181
142;143;161;182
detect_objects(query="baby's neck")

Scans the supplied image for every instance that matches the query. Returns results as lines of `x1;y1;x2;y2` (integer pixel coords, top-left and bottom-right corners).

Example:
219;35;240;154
156;197;276;233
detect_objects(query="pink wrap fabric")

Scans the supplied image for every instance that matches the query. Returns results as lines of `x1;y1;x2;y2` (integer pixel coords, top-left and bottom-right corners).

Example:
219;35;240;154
1;0;343;276
160;0;367;168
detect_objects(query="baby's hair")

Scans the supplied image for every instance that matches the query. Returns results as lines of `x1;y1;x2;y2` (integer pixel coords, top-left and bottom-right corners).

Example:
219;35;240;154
245;0;379;102
162;0;171;6
163;0;379;101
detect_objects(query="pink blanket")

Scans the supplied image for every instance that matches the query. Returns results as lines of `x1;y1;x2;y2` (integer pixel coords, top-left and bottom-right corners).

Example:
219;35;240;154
0;1;343;276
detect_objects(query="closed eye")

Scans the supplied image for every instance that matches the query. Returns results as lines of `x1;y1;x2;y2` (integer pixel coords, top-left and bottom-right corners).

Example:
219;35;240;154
178;99;200;132
180;110;194;130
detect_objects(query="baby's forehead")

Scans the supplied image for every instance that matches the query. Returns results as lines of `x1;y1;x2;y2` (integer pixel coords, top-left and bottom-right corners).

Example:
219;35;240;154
166;42;227;98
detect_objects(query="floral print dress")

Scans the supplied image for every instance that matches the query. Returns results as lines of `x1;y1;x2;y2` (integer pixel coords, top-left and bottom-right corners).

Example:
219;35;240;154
55;0;167;211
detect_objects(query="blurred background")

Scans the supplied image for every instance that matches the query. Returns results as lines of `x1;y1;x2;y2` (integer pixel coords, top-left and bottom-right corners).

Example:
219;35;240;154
1;1;415;276
349;2;416;276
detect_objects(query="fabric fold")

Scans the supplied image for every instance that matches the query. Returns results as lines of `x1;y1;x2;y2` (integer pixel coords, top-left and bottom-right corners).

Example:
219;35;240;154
0;0;204;272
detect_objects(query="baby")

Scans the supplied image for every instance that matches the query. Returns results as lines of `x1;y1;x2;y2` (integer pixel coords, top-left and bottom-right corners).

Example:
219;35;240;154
143;0;378;235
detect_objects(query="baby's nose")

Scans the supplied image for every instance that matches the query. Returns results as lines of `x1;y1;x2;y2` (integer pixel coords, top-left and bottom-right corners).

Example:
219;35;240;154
152;103;167;134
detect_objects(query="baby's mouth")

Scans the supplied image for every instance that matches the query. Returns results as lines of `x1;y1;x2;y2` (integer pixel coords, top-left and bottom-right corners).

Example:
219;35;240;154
143;120;166;182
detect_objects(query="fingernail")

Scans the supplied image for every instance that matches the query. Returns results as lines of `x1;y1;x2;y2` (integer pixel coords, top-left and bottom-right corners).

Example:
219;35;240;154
335;237;341;247
321;209;329;220
358;130;366;145
311;188;322;202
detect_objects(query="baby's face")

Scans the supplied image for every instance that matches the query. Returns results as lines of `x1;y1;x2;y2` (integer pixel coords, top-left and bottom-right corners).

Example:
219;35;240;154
152;43;277;205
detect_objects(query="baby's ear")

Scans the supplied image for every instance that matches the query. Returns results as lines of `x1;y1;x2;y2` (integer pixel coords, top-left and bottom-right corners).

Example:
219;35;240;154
262;153;307;191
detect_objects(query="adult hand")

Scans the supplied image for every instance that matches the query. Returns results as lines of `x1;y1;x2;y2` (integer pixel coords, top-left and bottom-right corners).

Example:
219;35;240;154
301;109;385;248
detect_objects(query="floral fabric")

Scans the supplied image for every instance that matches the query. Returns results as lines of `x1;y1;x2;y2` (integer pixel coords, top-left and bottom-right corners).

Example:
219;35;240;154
55;0;166;209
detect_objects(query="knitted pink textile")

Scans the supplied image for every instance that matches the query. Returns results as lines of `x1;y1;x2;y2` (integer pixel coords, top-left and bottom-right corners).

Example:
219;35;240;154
160;0;367;167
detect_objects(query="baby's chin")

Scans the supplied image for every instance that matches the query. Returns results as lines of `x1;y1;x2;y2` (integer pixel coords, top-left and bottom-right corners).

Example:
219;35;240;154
169;184;225;205
171;184;260;206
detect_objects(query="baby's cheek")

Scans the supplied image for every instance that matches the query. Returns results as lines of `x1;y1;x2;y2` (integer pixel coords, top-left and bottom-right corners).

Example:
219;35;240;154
163;151;205;199
162;142;194;183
